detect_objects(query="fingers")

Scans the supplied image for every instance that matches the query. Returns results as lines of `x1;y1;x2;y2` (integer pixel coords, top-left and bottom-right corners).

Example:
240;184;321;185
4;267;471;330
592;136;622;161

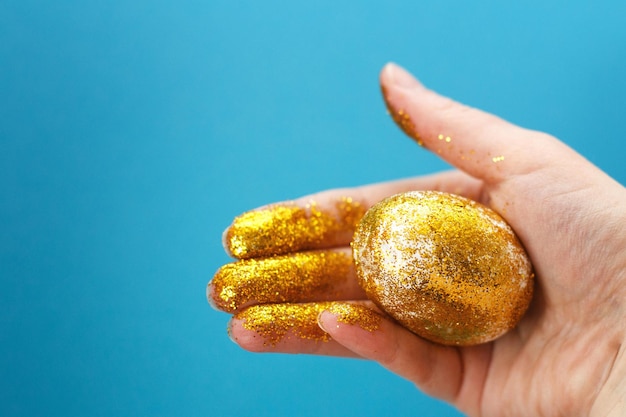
231;299;469;403
380;62;574;183
303;170;486;212
208;249;366;313
228;302;364;357
227;299;492;407
223;170;485;258
222;195;365;259
318;306;467;402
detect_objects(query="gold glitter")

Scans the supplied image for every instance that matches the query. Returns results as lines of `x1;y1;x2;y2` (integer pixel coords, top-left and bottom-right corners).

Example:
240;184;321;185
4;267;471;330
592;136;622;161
327;303;382;332
382;86;423;146
234;302;382;346
352;191;534;346
492;155;505;163
224;197;365;259
235;302;335;345
209;251;352;313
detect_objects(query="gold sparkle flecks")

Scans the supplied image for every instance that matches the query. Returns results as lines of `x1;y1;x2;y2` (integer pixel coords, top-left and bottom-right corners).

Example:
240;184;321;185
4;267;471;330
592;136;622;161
210;251;352;313
234;302;382;346
235;302;335;345
382;86;424;146
492;155;505;163
437;134;452;143
352;191;534;346
327;303;382;332
335;196;364;230
224;197;365;259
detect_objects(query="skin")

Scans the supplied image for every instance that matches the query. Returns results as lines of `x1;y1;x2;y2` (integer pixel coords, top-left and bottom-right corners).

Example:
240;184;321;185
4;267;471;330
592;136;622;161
211;63;626;416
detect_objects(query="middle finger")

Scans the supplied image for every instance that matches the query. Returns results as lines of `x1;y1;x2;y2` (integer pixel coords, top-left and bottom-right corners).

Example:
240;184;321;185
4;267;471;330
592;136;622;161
208;248;366;313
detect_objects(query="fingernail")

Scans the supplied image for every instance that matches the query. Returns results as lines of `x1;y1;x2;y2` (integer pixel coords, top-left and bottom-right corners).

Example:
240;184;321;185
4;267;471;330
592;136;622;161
226;319;237;344
206;282;220;310
319;303;382;333
317;310;332;333
383;62;423;91
221;226;234;257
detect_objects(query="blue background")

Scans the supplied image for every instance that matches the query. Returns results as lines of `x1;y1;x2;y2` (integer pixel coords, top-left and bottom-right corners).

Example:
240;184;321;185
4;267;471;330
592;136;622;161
2;1;625;416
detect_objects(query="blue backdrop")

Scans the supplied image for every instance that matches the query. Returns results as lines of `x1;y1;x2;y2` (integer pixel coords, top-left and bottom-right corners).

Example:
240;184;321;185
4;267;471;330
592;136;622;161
2;1;625;416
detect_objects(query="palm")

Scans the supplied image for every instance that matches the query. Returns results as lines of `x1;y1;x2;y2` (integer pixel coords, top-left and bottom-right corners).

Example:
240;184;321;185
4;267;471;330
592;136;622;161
449;161;626;416
210;63;626;416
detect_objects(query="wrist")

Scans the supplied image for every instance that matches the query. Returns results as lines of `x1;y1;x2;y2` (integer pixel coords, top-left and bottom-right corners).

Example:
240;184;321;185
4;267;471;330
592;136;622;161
590;343;626;417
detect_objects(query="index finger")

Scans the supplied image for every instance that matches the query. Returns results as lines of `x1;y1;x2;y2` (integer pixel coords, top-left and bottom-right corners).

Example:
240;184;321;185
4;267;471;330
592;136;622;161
223;171;483;259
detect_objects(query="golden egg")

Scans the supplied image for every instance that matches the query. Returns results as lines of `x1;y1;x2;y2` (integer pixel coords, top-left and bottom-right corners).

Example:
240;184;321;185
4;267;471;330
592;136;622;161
352;191;533;346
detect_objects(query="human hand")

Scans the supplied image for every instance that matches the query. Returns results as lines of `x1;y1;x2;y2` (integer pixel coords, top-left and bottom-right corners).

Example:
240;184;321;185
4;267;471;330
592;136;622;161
208;63;626;416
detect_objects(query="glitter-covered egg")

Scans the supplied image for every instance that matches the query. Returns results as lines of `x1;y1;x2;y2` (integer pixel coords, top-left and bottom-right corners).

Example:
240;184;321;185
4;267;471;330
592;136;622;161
352;191;534;346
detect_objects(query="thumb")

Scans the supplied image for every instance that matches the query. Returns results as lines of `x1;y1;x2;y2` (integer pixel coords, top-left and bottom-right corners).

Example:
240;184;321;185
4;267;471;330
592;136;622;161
380;63;573;183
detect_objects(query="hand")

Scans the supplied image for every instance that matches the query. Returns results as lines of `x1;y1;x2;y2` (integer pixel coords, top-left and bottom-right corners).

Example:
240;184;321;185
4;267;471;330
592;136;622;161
208;63;626;417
